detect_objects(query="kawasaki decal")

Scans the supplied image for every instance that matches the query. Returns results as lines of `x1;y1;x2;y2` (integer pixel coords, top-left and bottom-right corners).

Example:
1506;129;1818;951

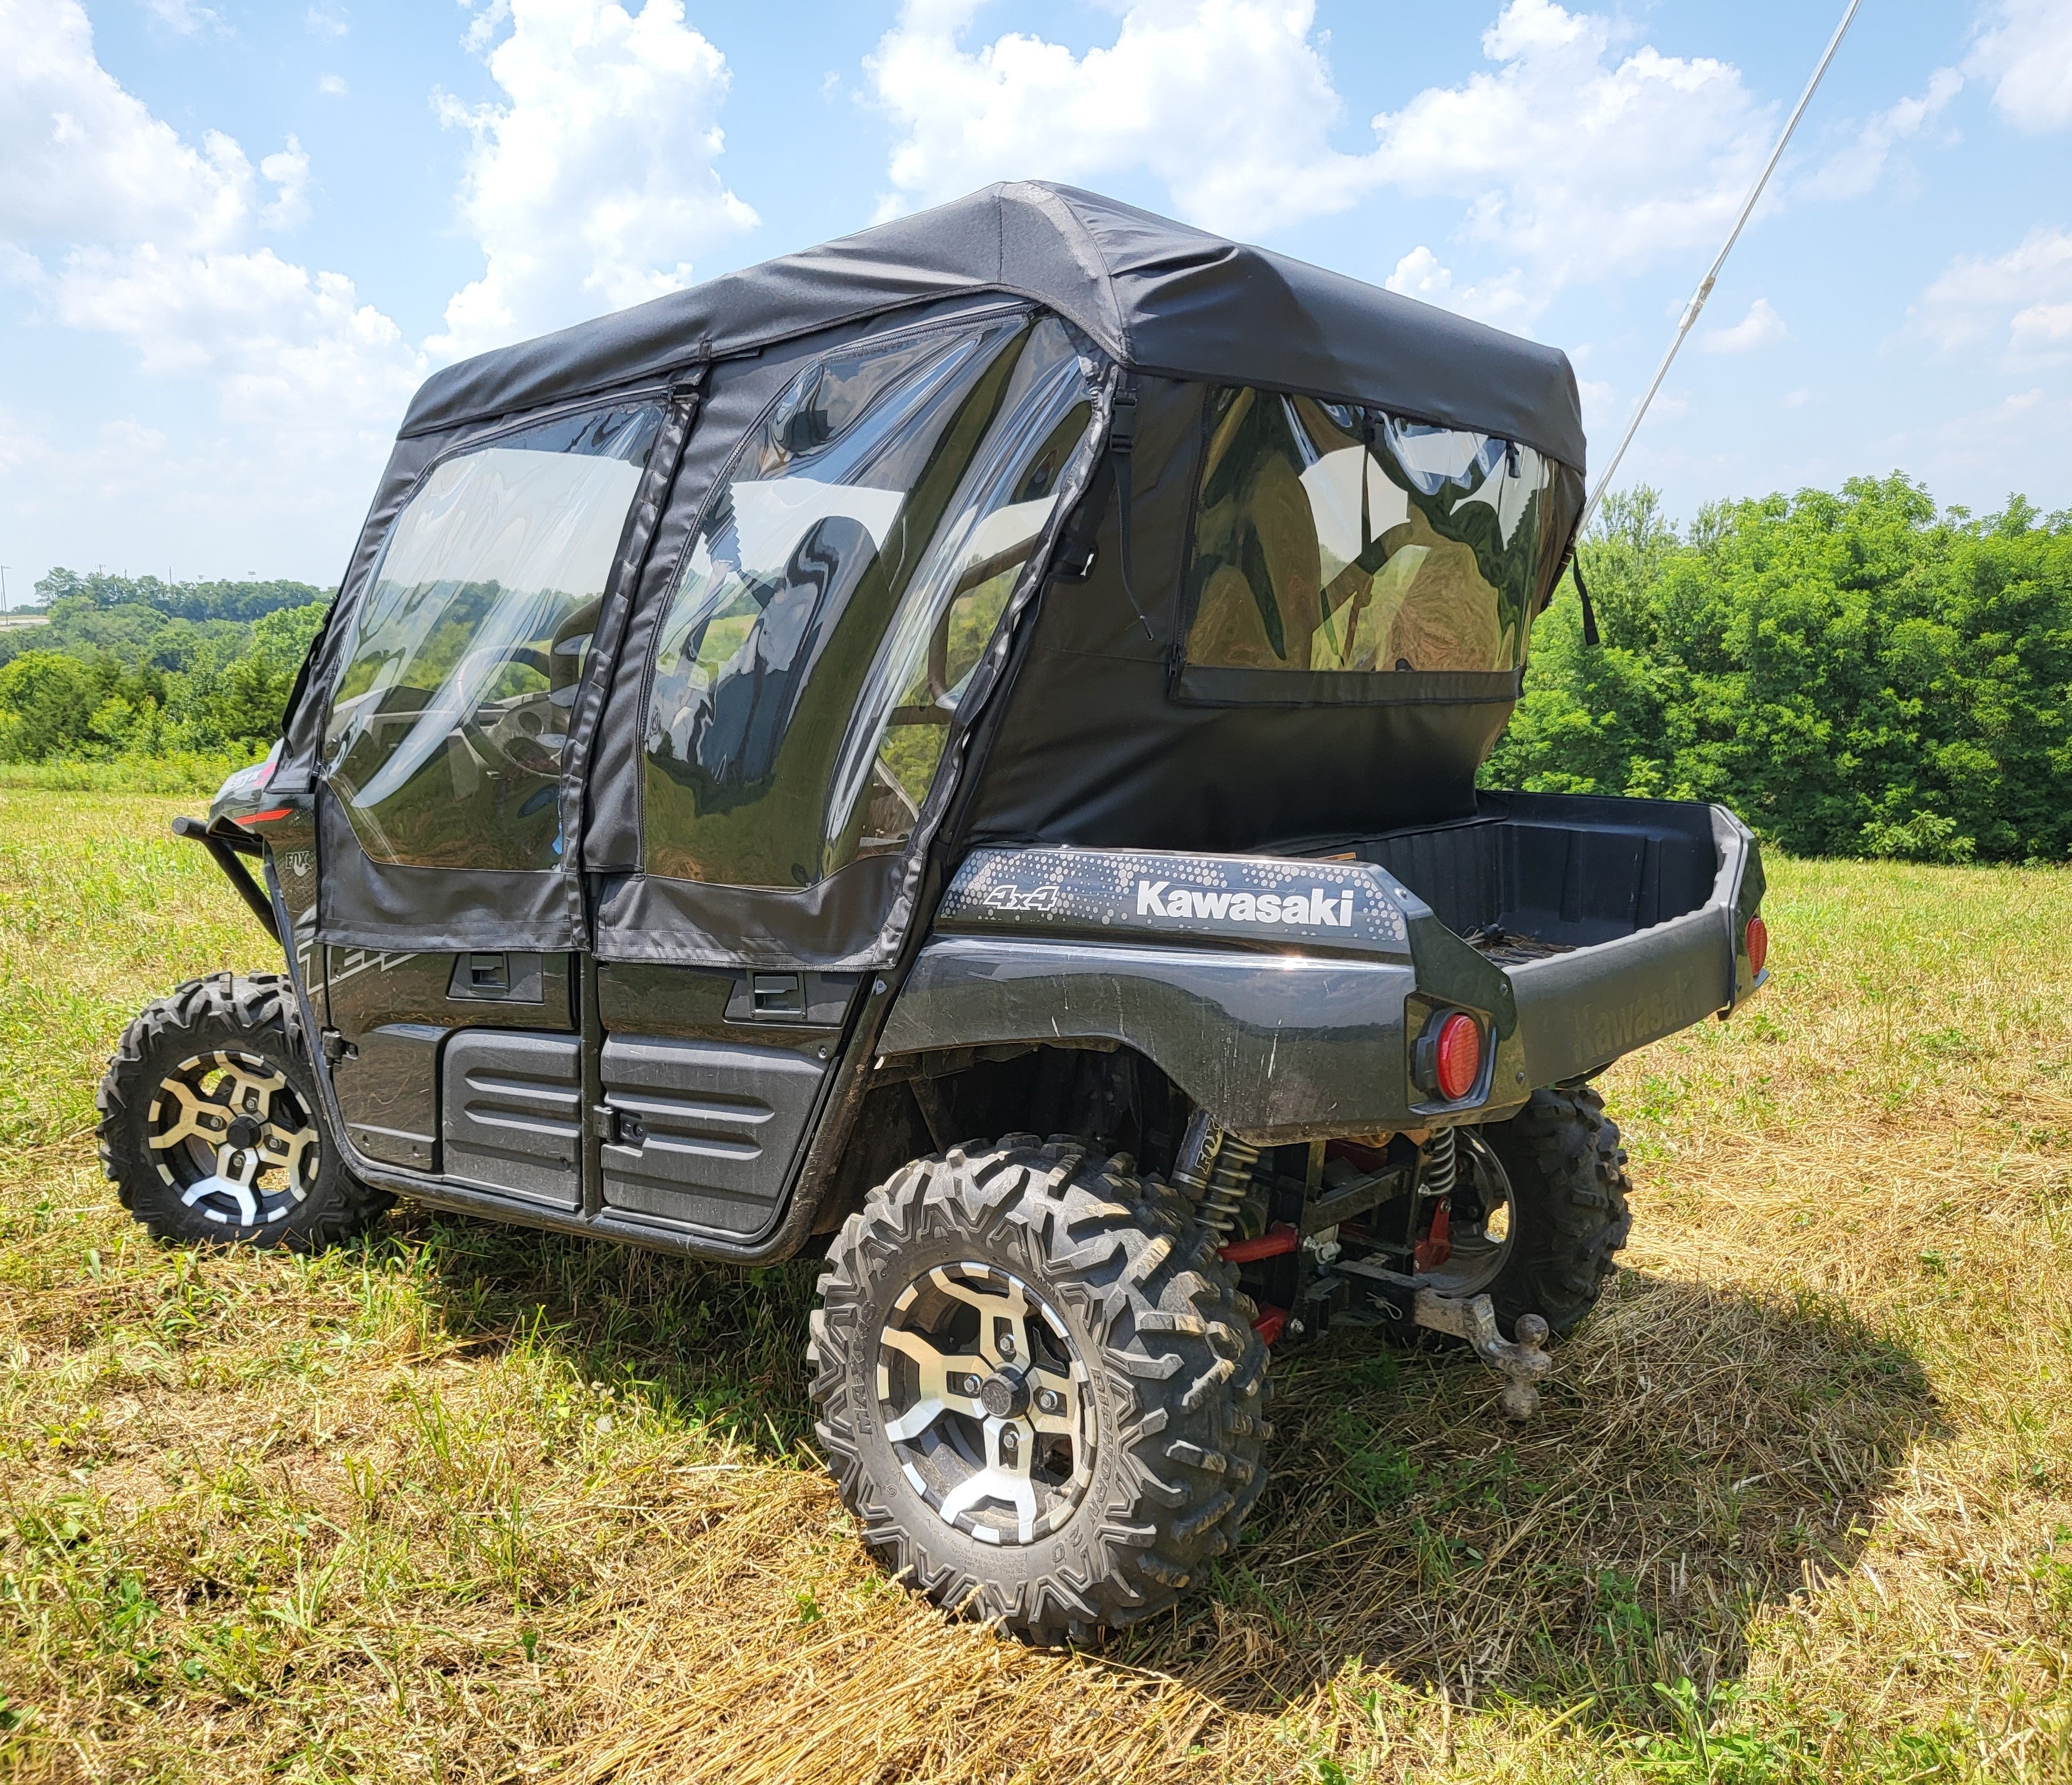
940;847;1413;954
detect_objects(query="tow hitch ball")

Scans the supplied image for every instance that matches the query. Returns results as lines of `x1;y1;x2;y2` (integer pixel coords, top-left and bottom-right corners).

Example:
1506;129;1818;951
1411;1291;1552;1421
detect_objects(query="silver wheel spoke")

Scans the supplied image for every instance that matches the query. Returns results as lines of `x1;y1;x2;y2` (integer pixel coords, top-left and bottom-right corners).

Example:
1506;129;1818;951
878;1324;985;1440
936;1417;1038;1540
149;1078;221;1154
1026;1363;1084;1438
262;1118;317;1191
182;1153;260;1225
925;1265;1035;1370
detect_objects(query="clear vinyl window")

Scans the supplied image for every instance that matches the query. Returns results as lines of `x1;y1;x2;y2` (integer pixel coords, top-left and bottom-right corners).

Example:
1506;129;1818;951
1182;387;1559;682
641;314;1096;888
323;403;662;870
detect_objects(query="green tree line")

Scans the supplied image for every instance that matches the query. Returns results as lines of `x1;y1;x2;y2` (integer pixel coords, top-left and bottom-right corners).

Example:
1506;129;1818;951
1485;475;2072;863
6;476;2071;863
0;569;328;767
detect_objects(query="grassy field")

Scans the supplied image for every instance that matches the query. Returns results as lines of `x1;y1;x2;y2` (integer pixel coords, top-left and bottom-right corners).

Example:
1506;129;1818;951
1;791;2068;1783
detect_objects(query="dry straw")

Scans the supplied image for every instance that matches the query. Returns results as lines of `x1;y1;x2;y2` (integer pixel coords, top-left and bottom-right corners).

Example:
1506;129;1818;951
1;793;2067;1781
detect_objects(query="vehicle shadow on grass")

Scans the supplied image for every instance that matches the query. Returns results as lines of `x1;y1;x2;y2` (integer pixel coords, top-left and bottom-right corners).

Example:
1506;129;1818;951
1118;1266;1945;1728
399;1215;1942;1731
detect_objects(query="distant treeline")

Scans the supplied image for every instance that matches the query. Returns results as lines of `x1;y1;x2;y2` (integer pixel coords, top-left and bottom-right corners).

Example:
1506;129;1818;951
0;568;330;768
1485;476;2072;863
7;478;2072;863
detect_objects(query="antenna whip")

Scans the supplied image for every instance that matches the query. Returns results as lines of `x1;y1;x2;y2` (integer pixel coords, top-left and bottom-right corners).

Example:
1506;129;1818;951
1578;0;1862;536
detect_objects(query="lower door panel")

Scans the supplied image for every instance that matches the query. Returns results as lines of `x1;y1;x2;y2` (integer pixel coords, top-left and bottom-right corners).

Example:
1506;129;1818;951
442;1031;583;1209
599;1036;827;1236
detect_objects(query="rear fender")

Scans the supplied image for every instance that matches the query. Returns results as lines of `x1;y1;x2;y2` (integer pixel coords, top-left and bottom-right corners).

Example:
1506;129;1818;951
878;847;1523;1142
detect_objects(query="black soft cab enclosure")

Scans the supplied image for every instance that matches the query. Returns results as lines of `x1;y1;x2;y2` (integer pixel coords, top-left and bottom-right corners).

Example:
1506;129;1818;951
112;181;1768;1646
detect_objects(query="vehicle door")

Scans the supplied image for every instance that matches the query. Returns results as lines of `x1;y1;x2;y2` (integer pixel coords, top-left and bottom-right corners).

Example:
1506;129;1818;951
314;396;686;1210
581;309;1098;1244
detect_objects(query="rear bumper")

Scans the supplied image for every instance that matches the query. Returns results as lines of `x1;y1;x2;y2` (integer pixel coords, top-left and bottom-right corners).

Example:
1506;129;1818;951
1509;801;1764;1086
879;801;1764;1141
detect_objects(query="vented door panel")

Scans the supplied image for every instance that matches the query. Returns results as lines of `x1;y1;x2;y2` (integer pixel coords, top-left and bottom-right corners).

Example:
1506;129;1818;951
599;1036;827;1236
441;1031;583;1208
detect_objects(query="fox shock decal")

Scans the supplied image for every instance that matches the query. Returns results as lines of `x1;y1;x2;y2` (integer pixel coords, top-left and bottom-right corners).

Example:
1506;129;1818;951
1170;1111;1262;1241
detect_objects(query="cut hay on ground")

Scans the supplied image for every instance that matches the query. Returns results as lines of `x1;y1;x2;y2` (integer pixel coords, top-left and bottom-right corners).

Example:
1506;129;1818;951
0;792;2067;1782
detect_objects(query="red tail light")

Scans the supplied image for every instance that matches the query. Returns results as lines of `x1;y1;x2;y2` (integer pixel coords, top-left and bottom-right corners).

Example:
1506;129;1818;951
1745;914;1769;978
1434;1011;1482;1101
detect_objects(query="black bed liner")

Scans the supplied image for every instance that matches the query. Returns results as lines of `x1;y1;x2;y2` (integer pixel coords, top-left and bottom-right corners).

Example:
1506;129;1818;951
1342;790;1723;954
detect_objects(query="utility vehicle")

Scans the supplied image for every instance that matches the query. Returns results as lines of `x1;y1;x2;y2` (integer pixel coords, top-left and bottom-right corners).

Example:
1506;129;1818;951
101;183;1769;1643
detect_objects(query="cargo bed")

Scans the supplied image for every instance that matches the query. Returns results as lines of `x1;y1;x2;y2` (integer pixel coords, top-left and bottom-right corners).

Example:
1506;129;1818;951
1338;790;1766;1086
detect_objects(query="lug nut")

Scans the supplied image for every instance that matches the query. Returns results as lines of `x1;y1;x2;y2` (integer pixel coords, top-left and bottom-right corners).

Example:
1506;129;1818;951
1037;1389;1063;1414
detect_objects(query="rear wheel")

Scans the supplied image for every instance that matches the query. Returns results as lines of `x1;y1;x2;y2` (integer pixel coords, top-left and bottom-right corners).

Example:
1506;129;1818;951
810;1135;1271;1644
98;973;389;1251
1469;1085;1633;1339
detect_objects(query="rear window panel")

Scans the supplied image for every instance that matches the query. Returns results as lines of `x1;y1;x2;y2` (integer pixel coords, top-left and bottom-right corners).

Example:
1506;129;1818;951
1180;386;1561;691
640;312;1096;890
323;403;661;870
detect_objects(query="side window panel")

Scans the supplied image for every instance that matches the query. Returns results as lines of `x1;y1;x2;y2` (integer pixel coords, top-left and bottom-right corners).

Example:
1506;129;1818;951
1183;387;1555;681
835;317;1094;857
641;314;1095;889
323;404;662;870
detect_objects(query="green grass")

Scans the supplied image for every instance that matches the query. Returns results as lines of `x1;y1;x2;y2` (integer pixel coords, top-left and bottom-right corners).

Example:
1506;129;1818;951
0;790;2068;1781
0;754;258;797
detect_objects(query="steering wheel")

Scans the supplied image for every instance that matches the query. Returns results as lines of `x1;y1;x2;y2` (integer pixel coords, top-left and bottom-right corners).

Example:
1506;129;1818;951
452;644;560;781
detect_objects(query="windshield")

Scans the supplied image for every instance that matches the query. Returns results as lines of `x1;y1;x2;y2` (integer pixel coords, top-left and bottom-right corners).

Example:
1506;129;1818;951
1181;387;1565;691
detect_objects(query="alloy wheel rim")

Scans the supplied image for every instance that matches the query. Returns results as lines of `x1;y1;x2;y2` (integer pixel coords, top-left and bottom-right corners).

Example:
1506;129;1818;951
147;1049;320;1227
875;1261;1095;1546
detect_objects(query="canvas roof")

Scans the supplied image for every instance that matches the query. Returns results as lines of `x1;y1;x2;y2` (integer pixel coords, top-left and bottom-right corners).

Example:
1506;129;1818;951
399;181;1586;469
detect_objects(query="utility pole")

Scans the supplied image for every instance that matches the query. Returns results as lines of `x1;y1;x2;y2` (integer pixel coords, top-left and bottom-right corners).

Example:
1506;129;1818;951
1;567;10;616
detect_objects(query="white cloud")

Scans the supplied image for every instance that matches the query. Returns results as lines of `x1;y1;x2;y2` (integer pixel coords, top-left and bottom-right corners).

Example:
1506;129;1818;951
1782;387;1810;409
1384;246;1536;327
1799;67;1963;200
1912;226;2072;361
2011;303;2072;352
868;0;1778;298
431;0;757;359
317;73;348;97
1968;0;2072;134
0;0;419;580
52;247;419;436
305;2;349;37
866;0;1378;235
1366;1;1772;286
142;0;223;33
259;137;311;231
1;0;272;249
1701;296;1789;354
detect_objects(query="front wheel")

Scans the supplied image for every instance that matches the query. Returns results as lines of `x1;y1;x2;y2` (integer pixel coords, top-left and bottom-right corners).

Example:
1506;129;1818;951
809;1135;1272;1644
97;972;389;1251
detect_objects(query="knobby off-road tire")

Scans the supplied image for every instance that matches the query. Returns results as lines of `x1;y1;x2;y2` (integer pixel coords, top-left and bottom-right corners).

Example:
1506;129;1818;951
1475;1085;1633;1340
98;972;389;1252
810;1135;1272;1644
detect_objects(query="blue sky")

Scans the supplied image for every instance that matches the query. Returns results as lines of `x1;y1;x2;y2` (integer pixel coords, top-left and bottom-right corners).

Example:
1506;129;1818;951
3;0;2070;598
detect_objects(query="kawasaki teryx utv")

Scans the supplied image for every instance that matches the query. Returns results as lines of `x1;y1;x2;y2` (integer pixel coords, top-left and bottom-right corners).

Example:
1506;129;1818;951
101;184;1768;1643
